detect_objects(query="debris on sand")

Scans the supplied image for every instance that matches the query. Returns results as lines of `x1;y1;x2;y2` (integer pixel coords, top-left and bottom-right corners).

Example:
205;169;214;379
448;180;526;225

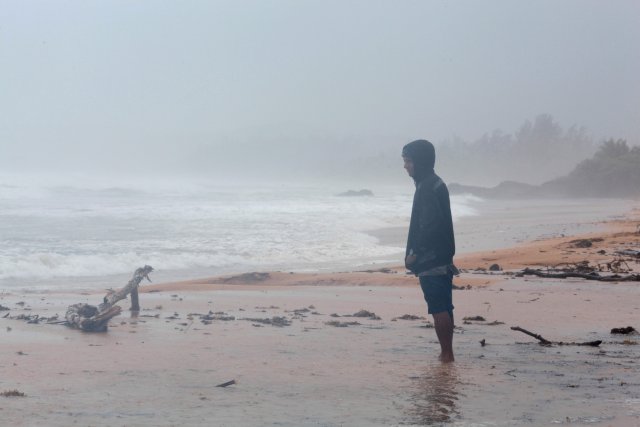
242;316;291;327
1;390;26;397
486;320;505;326
569;237;603;249
511;325;601;347
325;320;361;327
287;307;310;315
351;309;381;320
392;314;426;321
197;311;236;324
64;265;153;332
0;304;10;311
518;266;640;282
7;313;61;324
329;310;381;320
216;380;236;388
463;316;486;322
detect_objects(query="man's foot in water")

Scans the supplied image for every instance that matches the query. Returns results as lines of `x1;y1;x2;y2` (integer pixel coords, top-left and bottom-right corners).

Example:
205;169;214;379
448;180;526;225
439;352;455;363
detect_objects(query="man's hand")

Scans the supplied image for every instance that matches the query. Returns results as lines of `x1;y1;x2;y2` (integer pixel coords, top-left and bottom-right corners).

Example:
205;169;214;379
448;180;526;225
405;254;417;269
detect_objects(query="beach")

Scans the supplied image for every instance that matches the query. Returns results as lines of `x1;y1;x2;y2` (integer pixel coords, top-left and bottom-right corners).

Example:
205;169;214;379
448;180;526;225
1;202;639;426
3;1;639;425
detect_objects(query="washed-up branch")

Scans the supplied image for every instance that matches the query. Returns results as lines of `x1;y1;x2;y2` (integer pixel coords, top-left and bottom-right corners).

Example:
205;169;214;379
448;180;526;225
65;265;153;332
511;326;601;347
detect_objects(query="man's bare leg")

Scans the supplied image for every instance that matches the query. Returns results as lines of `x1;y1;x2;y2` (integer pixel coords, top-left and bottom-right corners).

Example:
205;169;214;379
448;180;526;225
433;311;454;363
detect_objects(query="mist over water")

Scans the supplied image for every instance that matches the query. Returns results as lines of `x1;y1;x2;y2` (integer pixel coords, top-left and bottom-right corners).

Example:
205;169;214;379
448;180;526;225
1;2;639;187
2;168;636;292
0;175;481;289
1;1;639;290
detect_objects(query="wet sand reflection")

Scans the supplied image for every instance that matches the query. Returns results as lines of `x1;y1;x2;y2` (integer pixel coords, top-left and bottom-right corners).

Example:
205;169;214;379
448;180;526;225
406;363;461;425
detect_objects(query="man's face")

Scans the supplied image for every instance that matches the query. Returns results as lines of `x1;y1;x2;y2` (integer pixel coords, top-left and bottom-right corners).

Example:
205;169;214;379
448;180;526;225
403;156;414;178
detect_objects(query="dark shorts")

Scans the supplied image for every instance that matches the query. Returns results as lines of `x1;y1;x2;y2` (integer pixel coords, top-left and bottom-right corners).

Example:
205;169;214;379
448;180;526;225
419;273;454;316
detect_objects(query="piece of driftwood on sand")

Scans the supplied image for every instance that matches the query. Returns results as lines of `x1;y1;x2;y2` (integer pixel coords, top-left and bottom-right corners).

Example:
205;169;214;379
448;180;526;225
65;265;153;332
517;267;640;282
511;326;602;347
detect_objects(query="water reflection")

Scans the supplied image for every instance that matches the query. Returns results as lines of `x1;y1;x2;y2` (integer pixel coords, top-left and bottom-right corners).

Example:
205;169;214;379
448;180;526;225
406;363;461;425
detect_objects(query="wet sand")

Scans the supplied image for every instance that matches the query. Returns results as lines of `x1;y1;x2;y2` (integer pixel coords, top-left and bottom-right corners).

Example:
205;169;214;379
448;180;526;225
1;208;639;426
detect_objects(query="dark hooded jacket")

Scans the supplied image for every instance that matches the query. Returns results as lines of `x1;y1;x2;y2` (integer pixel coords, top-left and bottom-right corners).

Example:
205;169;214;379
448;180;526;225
403;140;455;275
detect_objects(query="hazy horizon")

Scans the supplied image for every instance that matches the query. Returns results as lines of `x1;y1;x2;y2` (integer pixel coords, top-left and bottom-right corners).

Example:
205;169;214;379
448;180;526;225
1;1;639;186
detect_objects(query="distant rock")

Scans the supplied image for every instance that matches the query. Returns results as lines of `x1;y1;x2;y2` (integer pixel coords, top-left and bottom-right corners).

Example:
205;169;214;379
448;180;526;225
336;189;374;197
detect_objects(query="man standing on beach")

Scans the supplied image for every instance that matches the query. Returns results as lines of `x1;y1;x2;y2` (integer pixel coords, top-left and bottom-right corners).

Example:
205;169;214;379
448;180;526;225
403;139;457;363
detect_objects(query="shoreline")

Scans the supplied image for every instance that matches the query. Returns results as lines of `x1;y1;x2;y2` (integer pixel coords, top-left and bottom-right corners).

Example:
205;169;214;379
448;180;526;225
1;203;639;426
137;202;639;293
4;202;636;296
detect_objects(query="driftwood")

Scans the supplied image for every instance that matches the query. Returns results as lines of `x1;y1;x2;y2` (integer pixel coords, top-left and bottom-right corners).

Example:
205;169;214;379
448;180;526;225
216;380;236;388
65;265;153;332
511;326;602;347
517;268;640;282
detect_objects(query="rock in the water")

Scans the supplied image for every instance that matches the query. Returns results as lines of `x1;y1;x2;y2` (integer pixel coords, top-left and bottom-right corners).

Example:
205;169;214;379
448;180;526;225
337;189;374;197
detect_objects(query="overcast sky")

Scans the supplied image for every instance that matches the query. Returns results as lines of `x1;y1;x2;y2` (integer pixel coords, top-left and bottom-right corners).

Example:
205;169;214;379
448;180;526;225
1;0;638;180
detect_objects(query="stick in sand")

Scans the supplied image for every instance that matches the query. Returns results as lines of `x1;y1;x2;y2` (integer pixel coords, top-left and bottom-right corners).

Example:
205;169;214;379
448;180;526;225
511;326;601;347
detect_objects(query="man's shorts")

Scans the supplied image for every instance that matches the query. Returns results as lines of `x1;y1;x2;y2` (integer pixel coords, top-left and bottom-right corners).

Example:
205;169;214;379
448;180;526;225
419;273;454;316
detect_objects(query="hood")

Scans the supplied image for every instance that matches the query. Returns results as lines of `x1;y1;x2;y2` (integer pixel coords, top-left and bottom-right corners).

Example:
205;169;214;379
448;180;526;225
402;139;435;182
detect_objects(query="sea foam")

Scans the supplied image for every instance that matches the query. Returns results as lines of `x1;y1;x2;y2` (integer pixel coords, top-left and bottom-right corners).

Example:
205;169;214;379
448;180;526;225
0;177;480;287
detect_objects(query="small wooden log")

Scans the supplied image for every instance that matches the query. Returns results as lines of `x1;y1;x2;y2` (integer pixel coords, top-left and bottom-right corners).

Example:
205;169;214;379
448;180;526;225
511;325;601;347
216;380;236;388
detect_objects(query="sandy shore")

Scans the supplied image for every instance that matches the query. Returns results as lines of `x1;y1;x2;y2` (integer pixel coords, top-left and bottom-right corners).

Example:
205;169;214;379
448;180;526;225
1;207;639;426
455;206;640;271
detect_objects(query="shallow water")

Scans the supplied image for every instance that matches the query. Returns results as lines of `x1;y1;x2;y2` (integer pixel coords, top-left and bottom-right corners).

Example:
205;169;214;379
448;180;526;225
1;278;638;426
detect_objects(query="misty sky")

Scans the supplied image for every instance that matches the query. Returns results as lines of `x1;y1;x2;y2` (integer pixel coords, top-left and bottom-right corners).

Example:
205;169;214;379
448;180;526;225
1;0;639;181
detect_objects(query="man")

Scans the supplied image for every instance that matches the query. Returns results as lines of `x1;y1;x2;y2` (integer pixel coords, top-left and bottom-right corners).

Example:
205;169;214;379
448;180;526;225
402;139;457;363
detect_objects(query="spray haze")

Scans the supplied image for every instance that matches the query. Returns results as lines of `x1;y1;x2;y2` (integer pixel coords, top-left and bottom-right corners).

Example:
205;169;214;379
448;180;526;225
1;0;639;186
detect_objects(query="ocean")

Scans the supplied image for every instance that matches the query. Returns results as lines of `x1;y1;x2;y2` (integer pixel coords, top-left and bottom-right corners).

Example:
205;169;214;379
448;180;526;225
0;173;633;291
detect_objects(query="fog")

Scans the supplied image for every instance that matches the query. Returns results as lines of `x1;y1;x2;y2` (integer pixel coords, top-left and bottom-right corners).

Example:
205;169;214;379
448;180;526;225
1;1;639;187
